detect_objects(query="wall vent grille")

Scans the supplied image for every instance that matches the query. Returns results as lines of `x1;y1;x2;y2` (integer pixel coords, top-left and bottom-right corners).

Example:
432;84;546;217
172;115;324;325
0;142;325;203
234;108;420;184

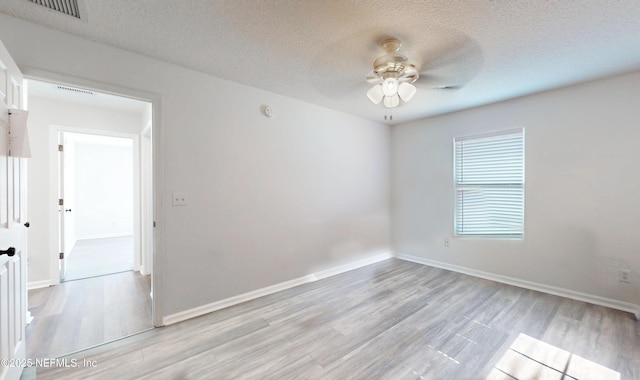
57;85;94;95
28;0;82;19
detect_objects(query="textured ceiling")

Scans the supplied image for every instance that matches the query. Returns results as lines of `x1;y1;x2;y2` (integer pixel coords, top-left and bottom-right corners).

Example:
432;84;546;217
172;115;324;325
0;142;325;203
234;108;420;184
1;0;639;125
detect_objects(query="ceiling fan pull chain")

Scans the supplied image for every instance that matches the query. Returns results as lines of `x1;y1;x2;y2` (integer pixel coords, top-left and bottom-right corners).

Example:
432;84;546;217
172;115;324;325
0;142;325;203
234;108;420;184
383;108;393;121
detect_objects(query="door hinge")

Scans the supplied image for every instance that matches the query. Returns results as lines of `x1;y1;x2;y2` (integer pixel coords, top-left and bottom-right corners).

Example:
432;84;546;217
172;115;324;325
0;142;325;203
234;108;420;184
153;221;156;228
58;144;64;151
59;199;64;206
59;252;64;259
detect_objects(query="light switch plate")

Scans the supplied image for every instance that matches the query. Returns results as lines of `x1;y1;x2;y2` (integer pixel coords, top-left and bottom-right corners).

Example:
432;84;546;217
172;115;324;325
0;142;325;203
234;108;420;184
172;193;188;206
619;269;631;283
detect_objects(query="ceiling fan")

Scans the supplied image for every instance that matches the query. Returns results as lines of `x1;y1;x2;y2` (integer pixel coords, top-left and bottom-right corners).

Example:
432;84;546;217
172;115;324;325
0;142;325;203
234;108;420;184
366;37;419;109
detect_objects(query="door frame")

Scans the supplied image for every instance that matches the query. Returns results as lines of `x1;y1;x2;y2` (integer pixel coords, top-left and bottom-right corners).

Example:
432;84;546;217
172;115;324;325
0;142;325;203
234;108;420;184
51;128;141;281
23;67;164;327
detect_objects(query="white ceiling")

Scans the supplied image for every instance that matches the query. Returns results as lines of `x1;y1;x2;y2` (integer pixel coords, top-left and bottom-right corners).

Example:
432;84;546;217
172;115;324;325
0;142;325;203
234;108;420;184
2;0;639;125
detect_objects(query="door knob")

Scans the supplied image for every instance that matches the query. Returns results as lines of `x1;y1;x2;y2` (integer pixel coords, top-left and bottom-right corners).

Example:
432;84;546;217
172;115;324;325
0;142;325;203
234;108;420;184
0;247;15;256
65;209;72;212
24;222;30;228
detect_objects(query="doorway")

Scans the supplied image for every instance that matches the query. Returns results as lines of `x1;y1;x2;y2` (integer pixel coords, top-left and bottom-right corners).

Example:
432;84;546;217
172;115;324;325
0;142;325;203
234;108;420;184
59;132;136;282
24;78;155;359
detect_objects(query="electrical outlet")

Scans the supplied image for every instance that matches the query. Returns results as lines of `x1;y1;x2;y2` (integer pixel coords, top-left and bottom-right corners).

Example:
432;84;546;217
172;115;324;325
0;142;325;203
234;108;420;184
444;237;450;247
172;193;188;206
619;269;631;283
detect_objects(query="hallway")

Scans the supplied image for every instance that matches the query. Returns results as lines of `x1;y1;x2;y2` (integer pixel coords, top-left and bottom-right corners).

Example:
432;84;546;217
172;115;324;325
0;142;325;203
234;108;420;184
26;270;152;359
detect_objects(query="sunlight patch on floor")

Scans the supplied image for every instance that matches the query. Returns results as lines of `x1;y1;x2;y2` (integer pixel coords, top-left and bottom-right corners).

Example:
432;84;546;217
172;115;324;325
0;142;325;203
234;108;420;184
486;333;620;380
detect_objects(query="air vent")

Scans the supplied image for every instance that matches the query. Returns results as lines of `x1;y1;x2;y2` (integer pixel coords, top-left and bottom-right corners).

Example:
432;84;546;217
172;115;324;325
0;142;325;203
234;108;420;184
28;0;82;19
57;85;94;96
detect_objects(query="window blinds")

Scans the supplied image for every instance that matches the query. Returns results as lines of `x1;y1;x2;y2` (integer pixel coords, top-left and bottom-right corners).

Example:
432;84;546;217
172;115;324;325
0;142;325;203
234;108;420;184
454;128;524;237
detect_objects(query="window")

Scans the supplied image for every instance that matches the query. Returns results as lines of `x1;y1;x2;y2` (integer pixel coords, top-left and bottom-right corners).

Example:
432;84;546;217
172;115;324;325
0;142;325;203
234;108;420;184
454;128;524;237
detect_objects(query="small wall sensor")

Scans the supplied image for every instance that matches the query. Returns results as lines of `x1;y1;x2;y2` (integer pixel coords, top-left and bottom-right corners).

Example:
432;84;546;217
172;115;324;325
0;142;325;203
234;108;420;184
264;106;274;118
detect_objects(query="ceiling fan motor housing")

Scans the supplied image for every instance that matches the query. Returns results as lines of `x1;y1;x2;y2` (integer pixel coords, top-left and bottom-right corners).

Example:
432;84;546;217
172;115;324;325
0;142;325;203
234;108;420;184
374;54;407;78
372;38;418;82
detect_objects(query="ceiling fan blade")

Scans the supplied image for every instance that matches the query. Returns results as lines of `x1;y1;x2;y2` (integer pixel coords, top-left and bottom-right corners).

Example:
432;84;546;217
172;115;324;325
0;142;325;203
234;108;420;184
399;65;419;83
434;85;464;90
414;73;464;90
414;36;483;89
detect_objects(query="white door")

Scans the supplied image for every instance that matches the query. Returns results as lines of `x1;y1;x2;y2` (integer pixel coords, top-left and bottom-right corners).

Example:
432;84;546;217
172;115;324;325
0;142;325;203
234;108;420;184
0;39;27;380
57;131;77;282
57;132;66;281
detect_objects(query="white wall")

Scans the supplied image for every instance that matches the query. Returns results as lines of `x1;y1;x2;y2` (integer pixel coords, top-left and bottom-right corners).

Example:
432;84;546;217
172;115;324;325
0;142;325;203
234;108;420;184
26;95;144;284
0;15;391;318
392;70;640;309
72;137;134;239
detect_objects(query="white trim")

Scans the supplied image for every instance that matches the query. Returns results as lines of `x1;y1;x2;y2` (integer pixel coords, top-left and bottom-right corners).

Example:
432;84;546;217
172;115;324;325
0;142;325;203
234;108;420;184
21;66;156;104
396;253;640;320
22;67;163;327
27;280;50;290
312;251;393;281
75;233;134;241
162;251;393;326
162;275;315;326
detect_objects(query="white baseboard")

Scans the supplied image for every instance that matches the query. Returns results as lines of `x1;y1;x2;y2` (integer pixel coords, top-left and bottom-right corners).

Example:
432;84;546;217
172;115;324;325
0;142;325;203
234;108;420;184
397;253;640;321
162;251;393;326
162;275;315;326
76;233;133;241
312;251;394;281
27;280;51;290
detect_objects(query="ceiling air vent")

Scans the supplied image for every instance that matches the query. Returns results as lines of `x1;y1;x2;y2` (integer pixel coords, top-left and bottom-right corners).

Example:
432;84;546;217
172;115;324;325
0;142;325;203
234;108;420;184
28;0;82;19
57;85;94;96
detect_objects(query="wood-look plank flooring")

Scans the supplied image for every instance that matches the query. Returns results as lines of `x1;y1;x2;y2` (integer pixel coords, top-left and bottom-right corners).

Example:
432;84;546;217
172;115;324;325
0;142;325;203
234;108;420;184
27;271;152;359
34;259;639;379
65;236;134;281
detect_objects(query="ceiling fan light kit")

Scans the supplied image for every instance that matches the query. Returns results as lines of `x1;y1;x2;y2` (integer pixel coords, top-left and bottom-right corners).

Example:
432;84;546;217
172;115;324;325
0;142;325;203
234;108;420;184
383;94;399;108
366;37;419;111
398;82;417;102
366;84;384;104
382;77;399;97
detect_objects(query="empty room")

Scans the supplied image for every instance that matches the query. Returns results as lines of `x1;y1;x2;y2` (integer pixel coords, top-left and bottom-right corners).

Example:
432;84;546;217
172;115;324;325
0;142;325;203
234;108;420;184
0;1;638;380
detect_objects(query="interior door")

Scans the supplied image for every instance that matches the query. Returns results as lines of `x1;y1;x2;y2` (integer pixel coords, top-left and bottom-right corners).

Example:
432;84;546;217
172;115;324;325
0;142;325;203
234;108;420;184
57;132;66;281
0;38;27;380
57;131;76;281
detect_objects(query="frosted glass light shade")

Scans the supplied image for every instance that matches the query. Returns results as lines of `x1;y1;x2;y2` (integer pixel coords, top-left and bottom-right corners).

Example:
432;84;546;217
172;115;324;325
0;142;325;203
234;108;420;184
367;85;384;104
398;82;417;102
383;94;400;108
382;78;399;97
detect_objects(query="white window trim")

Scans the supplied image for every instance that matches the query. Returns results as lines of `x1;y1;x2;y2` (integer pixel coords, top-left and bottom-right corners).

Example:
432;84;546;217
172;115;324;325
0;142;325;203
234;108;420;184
453;128;525;239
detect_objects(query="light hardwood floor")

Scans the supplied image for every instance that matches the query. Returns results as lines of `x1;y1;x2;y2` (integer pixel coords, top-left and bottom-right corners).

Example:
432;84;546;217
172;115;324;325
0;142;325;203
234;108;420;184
27;271;152;359
65;236;134;281
34;259;639;379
